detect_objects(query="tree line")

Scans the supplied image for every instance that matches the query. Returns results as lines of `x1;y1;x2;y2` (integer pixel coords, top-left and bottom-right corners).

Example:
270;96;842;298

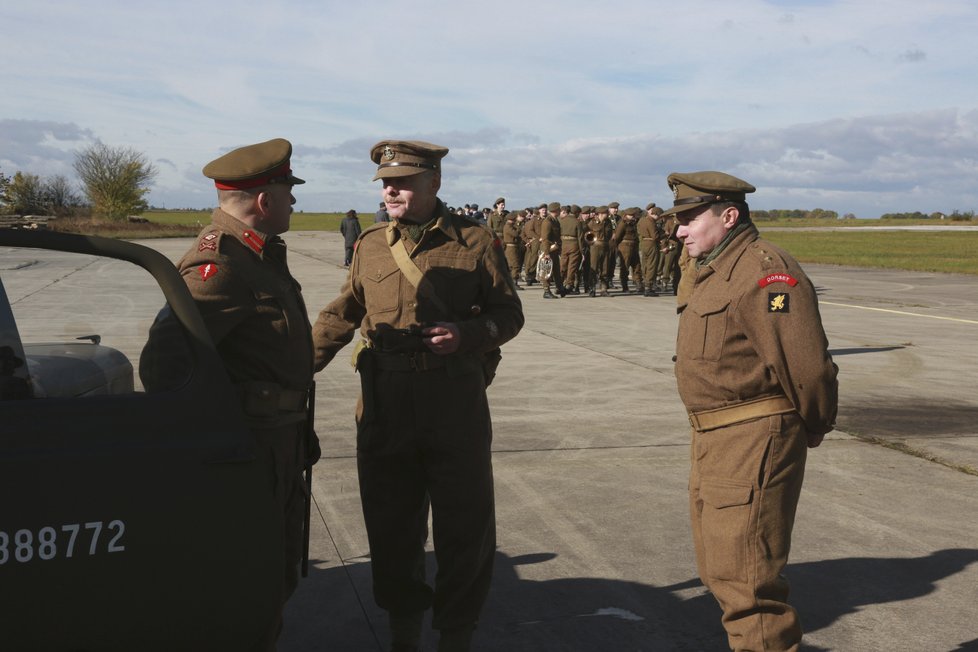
1;143;156;221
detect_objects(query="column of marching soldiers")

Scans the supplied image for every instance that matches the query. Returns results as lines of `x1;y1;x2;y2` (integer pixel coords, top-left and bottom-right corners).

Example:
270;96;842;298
467;198;682;298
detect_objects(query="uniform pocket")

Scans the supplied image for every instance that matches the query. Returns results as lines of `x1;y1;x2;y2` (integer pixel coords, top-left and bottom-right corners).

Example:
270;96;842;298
699;478;754;582
360;260;400;314
425;254;480;317
688;299;730;361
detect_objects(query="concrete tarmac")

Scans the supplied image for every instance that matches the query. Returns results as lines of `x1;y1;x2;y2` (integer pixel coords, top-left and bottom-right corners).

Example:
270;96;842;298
3;230;977;651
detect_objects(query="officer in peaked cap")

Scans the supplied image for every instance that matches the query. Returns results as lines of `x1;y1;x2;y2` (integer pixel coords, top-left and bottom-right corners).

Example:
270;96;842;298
203;137;305;190
666;170;838;651
313;138;524;652
370;140;449;181
141;137;316;651
661;171;753;218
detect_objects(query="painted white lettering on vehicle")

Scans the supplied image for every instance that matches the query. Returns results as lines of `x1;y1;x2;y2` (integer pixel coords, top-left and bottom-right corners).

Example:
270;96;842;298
0;520;126;565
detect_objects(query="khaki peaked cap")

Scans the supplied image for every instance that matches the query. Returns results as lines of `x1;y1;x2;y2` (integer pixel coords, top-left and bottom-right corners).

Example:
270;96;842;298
662;171;756;217
203;138;305;189
608;201;620;208
370;140;449;181
495;197;506;206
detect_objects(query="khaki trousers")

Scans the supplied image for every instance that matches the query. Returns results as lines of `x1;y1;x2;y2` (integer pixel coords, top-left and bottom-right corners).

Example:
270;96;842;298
688;412;808;651
640;244;660;288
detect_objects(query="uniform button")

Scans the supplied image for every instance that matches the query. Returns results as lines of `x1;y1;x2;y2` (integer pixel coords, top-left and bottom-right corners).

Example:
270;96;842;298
408;302;416;308
259;389;271;398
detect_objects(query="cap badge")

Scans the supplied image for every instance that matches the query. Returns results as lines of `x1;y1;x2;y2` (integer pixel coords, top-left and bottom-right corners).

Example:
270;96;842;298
383;145;395;161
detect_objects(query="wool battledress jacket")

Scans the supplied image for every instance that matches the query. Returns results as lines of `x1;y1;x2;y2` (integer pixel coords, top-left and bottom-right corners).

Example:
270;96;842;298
312;200;524;370
675;224;838;436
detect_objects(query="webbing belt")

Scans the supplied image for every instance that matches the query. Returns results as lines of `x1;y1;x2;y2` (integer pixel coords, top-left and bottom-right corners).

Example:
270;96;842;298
688;396;795;432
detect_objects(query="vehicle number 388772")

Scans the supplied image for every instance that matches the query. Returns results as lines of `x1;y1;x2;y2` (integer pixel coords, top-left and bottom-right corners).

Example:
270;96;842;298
0;521;126;564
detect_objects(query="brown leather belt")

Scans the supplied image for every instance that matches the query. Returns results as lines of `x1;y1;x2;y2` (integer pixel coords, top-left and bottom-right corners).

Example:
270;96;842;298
688;396;795;432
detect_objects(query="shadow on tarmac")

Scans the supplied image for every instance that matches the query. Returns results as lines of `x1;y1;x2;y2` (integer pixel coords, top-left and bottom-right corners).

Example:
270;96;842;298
286;548;978;651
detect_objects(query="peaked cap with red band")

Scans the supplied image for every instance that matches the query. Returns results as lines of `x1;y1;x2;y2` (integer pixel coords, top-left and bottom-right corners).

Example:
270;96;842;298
661;171;755;217
203;138;305;190
370;139;449;181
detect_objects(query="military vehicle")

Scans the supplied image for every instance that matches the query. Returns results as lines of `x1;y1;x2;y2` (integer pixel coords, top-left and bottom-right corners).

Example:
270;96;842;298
1;229;286;651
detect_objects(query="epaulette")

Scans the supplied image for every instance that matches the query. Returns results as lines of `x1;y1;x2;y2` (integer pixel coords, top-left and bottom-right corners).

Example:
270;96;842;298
747;240;790;272
357;221;388;243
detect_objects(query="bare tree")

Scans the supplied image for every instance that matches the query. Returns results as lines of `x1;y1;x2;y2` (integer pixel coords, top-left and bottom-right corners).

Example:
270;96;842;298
43;175;83;217
73;143;157;221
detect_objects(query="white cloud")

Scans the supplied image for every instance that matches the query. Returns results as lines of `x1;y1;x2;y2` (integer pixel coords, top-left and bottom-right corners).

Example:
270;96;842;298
2;0;978;216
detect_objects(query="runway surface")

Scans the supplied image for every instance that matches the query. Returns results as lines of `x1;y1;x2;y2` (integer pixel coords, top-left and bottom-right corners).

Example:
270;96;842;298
3;230;976;651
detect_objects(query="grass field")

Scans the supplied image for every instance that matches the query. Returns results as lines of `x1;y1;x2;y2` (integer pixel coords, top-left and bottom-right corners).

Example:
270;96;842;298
759;229;978;275
48;211;978;276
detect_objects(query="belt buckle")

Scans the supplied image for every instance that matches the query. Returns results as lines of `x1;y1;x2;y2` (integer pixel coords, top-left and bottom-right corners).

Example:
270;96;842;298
408;352;427;371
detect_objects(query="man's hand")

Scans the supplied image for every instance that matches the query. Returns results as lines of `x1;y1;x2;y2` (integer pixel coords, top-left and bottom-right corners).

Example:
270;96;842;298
422;322;461;355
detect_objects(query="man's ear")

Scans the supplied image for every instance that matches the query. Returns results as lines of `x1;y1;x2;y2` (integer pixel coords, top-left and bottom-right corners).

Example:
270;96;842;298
430;172;442;194
255;190;270;216
721;206;740;229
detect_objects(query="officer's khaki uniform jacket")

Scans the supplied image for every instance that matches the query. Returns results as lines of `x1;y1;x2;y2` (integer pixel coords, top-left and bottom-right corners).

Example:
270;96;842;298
312;200;524;368
675;224;837;434
141;208;314;403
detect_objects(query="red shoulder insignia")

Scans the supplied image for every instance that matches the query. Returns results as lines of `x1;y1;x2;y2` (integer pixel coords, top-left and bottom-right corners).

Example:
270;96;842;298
242;230;265;254
492;237;502;250
758;273;798;288
198;263;219;281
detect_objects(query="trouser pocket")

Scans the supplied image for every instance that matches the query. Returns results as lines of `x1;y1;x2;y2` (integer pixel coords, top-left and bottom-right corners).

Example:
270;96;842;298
699;478;754;583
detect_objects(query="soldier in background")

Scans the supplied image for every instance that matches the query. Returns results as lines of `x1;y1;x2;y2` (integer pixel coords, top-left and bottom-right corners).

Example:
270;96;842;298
559;204;586;294
637;203;661;297
664;170;837;651
139;138;316;651
613;207;642;293
502;210;524;290
522;206;542;286
488;197;507;237
658;212;681;294
606;201;621;287
375;201;392;223
586;206;614;297
540;203;567;299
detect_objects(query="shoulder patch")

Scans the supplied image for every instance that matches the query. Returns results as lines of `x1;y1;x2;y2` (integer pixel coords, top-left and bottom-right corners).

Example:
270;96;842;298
198;263;219;281
758;273;798;288
198;230;221;252
768;292;790;313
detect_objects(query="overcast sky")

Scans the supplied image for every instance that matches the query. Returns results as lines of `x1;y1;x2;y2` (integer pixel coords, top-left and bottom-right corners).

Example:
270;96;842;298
3;0;978;217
